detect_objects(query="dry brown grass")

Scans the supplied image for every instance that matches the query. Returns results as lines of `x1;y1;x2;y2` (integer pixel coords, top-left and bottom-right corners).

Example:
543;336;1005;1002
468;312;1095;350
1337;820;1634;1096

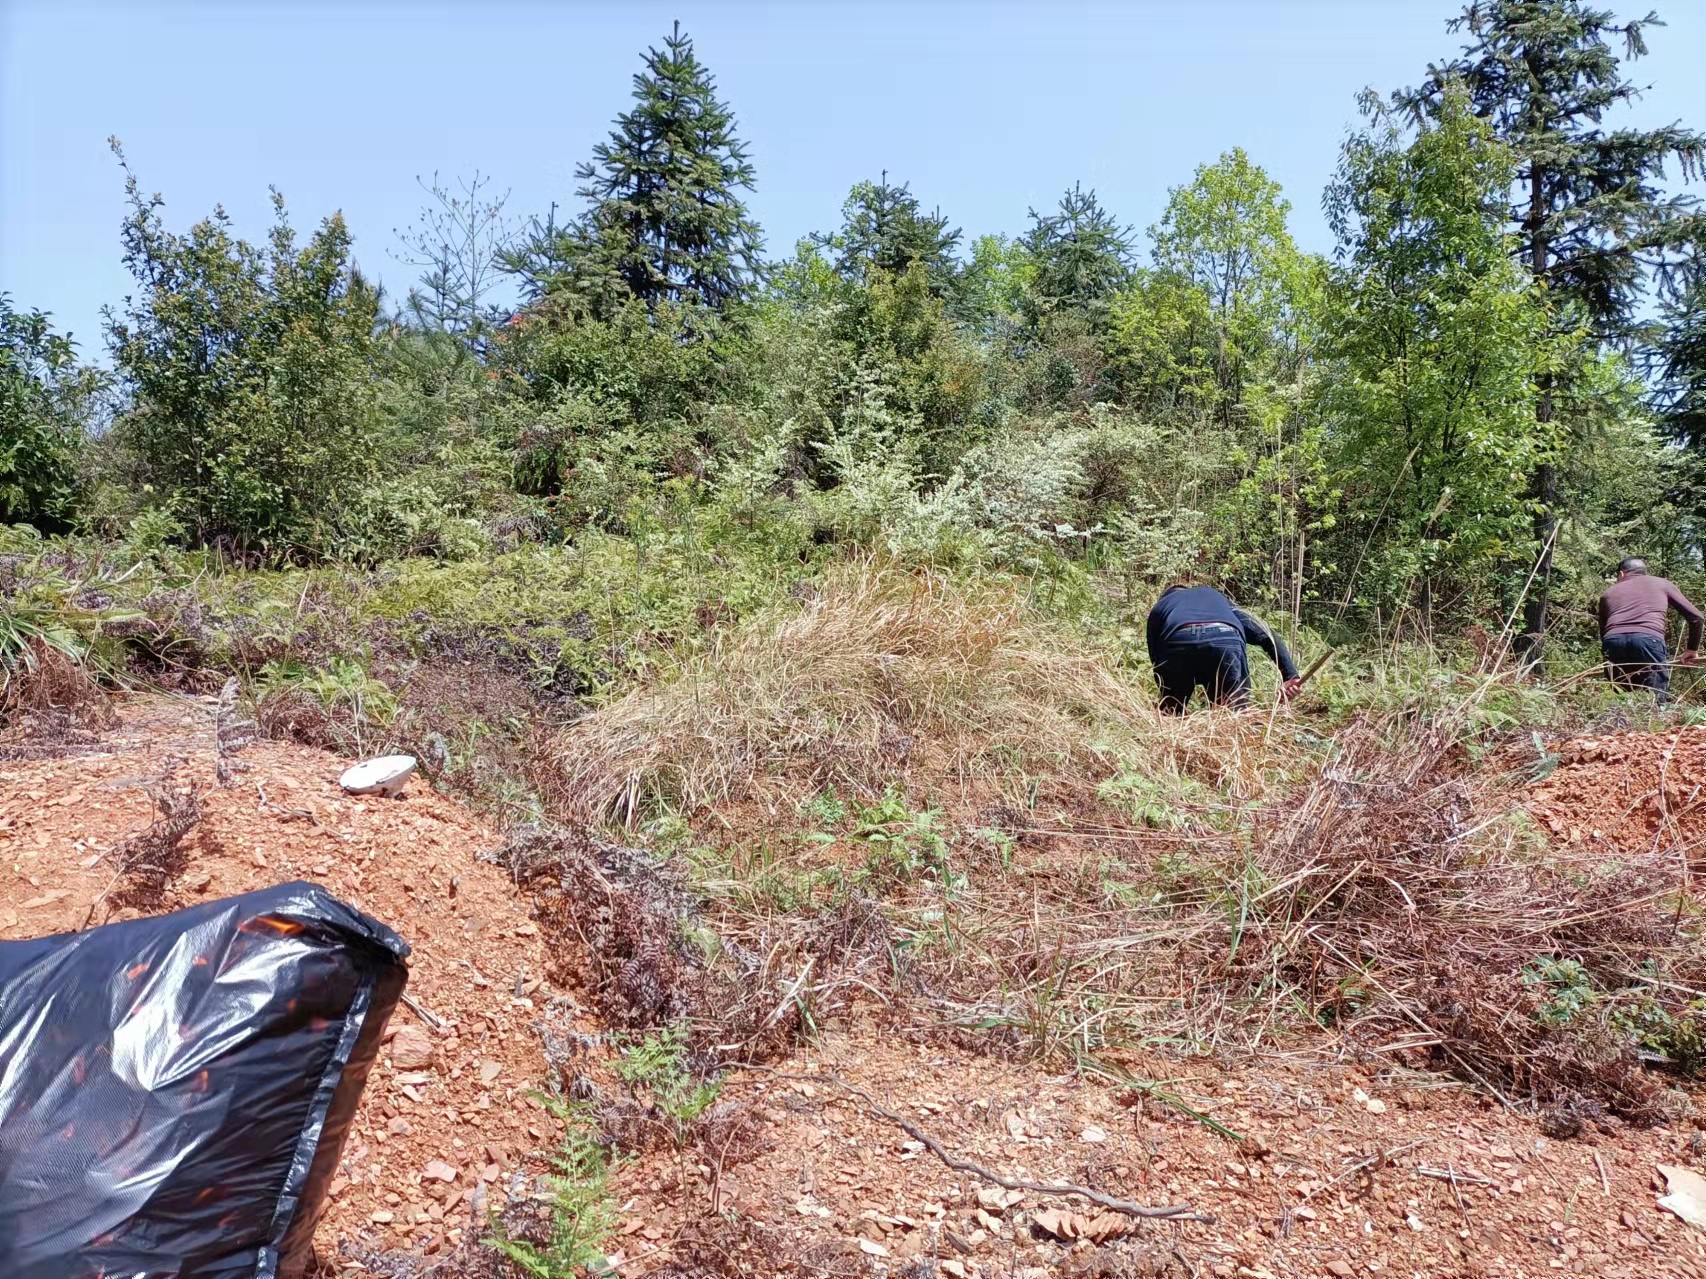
923;716;1706;1122
548;560;1702;1120
1206;721;1702;1122
0;635;108;732
553;559;1161;825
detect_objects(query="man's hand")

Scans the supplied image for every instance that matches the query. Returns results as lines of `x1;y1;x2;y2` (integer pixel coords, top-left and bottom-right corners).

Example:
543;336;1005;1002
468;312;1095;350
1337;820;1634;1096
1280;677;1303;701
1680;650;1700;667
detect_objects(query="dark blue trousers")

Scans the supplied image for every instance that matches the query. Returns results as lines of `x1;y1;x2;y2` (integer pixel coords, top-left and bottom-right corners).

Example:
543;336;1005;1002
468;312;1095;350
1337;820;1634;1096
1152;631;1250;714
1603;631;1671;702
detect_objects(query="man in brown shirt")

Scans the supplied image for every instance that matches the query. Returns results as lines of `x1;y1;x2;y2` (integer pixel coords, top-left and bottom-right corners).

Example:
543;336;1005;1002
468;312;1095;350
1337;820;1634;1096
1598;557;1703;702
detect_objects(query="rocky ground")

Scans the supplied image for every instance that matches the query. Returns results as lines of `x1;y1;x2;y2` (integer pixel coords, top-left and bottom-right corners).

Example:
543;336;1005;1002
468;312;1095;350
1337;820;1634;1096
0;695;564;1265
5;697;1706;1277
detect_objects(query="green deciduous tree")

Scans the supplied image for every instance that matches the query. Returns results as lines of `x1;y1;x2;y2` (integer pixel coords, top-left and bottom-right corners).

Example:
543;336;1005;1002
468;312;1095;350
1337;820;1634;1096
0;296;106;532
507;24;762;316
105;143;382;555
1101;271;1217;417
1399;0;1706;663
1149;148;1314;417
1321;90;1559;624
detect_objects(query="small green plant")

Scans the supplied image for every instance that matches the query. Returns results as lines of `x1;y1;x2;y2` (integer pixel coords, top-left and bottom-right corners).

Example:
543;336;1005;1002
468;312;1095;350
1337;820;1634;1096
1522;956;1596;1028
614;1024;722;1145
974;825;1018;869
799;786;848;830
852;786;951;885
487;1096;616;1278
1614;994;1706;1074
257;655;398;752
1096;769;1196;830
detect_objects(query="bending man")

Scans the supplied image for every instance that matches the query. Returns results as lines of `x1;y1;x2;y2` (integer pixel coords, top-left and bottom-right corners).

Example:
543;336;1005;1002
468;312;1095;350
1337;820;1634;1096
1598;556;1702;703
1145;583;1301;714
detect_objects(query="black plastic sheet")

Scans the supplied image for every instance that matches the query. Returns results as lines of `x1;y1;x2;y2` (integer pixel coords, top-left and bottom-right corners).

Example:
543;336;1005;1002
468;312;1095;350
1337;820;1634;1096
0;881;409;1279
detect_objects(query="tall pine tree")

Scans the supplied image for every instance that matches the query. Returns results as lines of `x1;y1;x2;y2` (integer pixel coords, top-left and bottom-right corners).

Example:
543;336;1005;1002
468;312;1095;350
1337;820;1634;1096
1399;1;1705;666
1656;261;1706;448
508;24;762;315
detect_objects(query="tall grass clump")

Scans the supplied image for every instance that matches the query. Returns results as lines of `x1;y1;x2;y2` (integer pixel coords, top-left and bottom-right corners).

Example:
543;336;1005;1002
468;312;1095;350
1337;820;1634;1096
554;558;1165;823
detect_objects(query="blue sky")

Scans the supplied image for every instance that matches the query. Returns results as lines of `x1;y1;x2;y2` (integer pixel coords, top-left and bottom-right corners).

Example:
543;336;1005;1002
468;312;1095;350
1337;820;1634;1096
3;0;1702;356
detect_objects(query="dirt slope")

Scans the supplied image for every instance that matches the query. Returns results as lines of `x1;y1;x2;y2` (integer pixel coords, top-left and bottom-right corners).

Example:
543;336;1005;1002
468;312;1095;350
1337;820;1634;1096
7;702;1706;1278
0;695;561;1265
601;1025;1706;1278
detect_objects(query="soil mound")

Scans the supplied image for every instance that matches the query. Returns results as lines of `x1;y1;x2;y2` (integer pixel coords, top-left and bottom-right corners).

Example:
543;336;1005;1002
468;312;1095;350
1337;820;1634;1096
0;694;560;1264
1528;724;1706;864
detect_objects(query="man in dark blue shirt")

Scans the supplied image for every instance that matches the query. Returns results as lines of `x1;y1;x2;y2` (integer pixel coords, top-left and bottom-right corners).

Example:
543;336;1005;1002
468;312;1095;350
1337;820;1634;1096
1145;584;1301;714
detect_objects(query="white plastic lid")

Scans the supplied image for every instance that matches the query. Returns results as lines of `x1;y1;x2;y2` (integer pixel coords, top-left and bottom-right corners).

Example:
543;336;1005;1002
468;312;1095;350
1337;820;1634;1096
337;755;417;795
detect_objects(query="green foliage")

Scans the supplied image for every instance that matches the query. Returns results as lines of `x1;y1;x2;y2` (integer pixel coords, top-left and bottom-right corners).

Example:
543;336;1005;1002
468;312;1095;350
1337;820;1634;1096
259;656;397;723
1522;955;1595;1027
1149;147;1315;415
1615;995;1706;1075
852;786;953;886
1319;89;1559;620
487;1096;616;1278
105;144;382;556
507;23;761;314
614;1024;722;1143
1019;184;1135;325
798;786;849;830
1402;0;1705;342
1657;266;1706;449
0;296;104;532
1102;271;1217;417
1097;769;1198;830
819;175;962;293
1399;0;1706;659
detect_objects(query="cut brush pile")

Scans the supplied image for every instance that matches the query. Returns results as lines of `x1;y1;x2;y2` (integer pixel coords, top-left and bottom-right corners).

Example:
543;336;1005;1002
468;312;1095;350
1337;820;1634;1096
1144;718;1705;1123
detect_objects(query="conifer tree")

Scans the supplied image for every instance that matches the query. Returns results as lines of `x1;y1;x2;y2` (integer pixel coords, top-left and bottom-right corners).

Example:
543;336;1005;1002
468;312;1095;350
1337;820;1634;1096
1019;184;1134;323
1399;1;1705;665
508;24;762;314
819;174;962;293
1656;263;1706;448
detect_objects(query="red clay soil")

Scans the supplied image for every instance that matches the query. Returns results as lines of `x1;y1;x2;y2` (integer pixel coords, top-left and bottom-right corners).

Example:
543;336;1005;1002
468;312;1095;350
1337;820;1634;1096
0;694;564;1265
1527;724;1706;868
9;701;1706;1278
607;1027;1706;1279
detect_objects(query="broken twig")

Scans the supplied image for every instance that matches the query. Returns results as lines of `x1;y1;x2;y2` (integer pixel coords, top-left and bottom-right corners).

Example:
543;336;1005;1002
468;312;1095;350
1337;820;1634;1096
1416;1166;1497;1188
400;992;445;1030
770;1071;1210;1222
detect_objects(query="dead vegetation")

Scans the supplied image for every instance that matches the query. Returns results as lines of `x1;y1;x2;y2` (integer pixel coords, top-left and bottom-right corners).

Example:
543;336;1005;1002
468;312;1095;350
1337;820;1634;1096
553;560;1153;824
908;714;1705;1124
492;824;899;1067
101;765;204;915
1173;720;1702;1122
0;635;111;741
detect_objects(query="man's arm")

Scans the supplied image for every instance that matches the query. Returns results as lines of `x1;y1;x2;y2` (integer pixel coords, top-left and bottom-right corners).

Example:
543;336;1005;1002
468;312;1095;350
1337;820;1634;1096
1146;605;1164;664
1597;594;1610;636
1233;609;1299;681
1666;581;1704;651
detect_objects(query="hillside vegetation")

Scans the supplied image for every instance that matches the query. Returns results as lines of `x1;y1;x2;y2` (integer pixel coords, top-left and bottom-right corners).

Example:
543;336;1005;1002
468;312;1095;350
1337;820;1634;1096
5;3;1706;1274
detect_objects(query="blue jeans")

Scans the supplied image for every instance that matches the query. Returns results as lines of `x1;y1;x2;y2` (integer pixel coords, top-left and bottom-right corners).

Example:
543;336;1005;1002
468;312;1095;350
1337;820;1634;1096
1603;632;1671;701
